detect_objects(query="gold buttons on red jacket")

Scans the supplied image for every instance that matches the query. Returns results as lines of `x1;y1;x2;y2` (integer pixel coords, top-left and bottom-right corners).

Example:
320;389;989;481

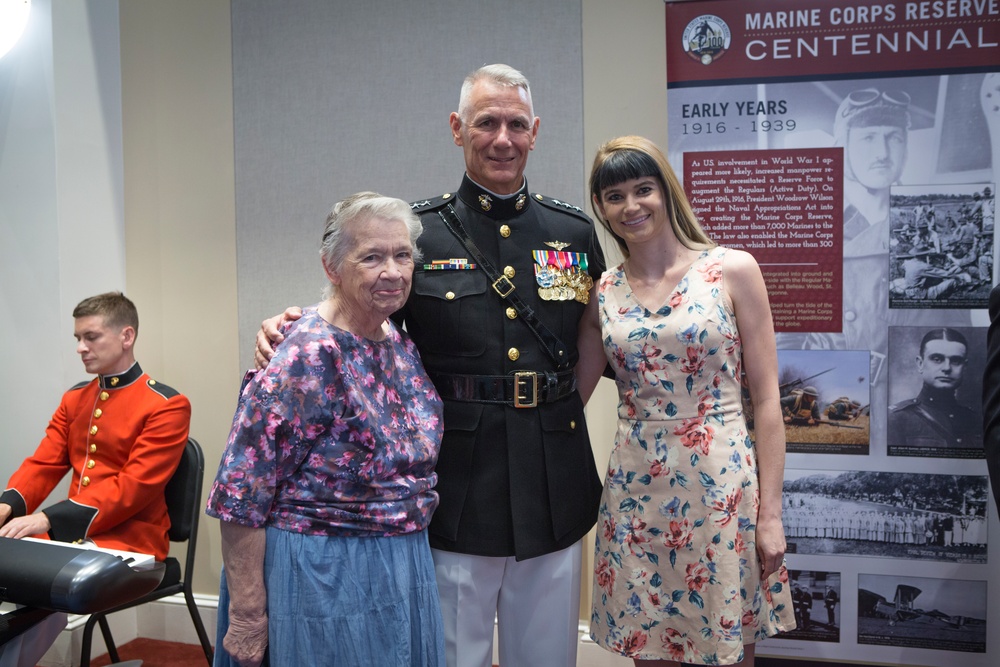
93;408;103;418
89;444;97;453
87;460;95;469
99;391;109;401
90;425;98;435
81;477;90;487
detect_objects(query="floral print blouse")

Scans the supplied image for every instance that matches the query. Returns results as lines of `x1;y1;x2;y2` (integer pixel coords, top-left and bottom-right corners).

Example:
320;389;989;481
206;307;443;537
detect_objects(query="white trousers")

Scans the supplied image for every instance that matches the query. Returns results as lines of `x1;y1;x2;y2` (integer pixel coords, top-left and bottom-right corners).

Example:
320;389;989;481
432;541;582;667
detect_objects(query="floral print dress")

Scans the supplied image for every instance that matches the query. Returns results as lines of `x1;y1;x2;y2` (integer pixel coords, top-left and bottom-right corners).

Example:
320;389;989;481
590;246;795;664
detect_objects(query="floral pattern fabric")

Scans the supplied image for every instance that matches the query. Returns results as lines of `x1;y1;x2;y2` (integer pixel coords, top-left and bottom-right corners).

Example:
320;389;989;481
206;307;443;537
590;246;795;664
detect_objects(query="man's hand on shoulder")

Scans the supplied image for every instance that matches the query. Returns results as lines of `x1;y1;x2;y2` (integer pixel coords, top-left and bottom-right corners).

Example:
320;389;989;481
0;511;51;539
254;307;302;370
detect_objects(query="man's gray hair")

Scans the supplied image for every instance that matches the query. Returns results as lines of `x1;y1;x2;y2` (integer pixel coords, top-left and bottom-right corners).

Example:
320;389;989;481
320;192;423;298
457;64;534;122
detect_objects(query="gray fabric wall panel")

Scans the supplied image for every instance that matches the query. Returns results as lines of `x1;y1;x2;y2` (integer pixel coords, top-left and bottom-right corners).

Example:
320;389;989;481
232;0;585;365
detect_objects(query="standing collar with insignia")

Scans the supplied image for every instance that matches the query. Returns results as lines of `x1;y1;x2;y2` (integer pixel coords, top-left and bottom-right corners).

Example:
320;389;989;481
99;362;144;390
916;384;961;406
458;175;530;220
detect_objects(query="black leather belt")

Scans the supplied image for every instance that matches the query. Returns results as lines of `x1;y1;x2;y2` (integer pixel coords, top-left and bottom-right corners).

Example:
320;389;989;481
429;370;577;408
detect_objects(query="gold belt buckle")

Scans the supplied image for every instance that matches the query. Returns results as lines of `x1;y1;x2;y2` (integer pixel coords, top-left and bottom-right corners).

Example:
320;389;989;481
513;371;538;408
492;276;515;298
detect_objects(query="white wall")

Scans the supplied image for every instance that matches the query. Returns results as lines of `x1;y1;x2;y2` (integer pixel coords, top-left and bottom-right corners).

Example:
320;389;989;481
0;0;125;495
118;0;240;596
0;0;240;605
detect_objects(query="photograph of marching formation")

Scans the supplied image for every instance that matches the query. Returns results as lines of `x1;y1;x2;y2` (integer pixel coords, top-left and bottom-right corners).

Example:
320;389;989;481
778;570;842;644
777;349;870;455
857;574;987;653
887;325;986;458
888;184;995;310
783;469;988;562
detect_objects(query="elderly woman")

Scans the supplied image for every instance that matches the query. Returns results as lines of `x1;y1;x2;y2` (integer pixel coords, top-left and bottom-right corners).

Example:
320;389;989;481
207;192;445;667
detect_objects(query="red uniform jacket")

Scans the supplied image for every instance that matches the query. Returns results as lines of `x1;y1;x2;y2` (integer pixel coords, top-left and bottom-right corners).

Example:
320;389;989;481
0;363;190;560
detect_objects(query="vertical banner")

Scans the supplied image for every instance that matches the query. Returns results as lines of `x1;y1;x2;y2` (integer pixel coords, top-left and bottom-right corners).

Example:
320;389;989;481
665;2;998;666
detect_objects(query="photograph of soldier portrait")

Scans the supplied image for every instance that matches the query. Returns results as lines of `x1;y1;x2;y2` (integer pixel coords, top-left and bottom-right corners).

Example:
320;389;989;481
887;325;986;458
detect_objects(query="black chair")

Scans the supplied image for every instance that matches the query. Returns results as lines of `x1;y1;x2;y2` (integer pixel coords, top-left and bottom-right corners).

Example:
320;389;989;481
80;437;214;666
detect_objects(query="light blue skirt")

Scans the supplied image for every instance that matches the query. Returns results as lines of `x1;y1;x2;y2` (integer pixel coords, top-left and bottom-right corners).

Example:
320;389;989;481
215;527;445;667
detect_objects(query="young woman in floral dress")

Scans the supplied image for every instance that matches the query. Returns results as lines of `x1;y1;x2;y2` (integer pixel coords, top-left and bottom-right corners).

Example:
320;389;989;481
576;136;796;666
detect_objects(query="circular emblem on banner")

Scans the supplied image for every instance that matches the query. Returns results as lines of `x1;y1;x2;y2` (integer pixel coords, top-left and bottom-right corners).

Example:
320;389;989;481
681;15;731;65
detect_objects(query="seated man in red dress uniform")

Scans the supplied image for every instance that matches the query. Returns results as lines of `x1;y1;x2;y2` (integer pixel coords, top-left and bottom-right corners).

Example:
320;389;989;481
0;292;190;667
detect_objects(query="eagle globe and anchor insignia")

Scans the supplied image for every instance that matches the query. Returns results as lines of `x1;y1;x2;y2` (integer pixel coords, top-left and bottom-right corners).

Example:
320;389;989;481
682;14;731;65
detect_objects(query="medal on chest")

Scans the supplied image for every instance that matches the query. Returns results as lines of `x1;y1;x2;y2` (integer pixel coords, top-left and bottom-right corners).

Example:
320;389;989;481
532;248;593;304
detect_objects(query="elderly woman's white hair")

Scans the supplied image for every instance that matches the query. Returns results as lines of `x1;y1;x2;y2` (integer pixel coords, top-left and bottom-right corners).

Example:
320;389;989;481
320;191;423;298
456;64;534;122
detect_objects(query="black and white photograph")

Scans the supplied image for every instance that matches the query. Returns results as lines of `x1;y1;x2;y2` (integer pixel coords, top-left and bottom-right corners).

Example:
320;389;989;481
857;574;987;653
777;349;869;455
775;570;842;644
783;470;988;562
887;325;986;458
888;184;994;309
